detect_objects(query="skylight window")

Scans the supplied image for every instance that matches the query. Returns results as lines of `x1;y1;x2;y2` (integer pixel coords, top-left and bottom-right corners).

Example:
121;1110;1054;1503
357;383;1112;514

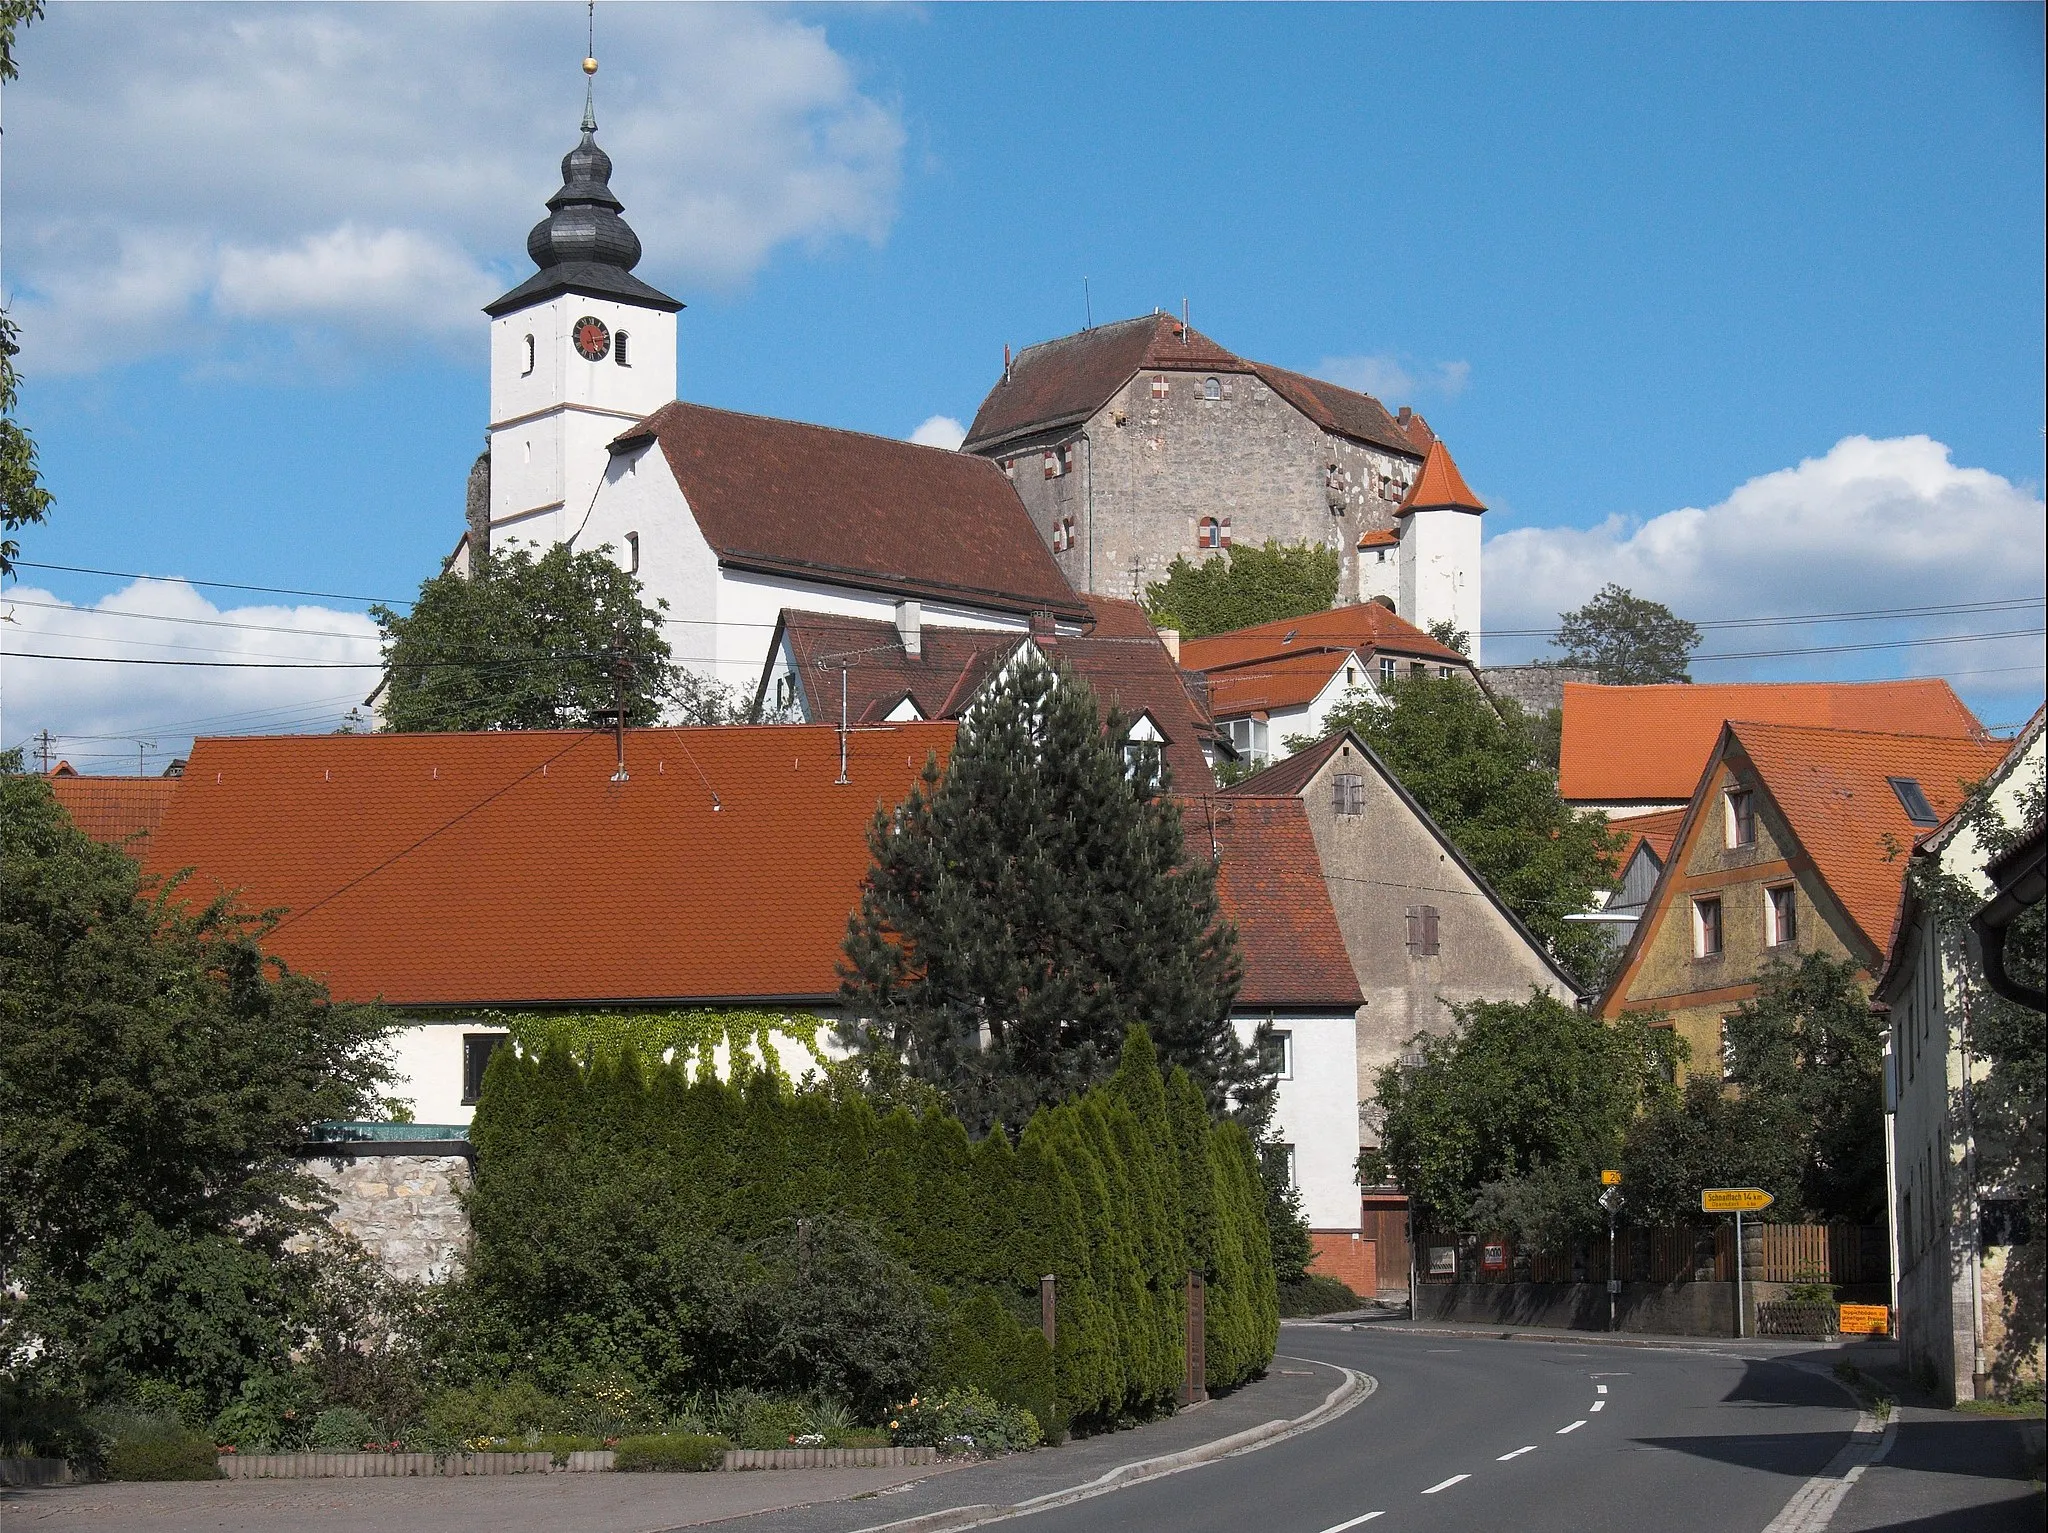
1889;777;1939;827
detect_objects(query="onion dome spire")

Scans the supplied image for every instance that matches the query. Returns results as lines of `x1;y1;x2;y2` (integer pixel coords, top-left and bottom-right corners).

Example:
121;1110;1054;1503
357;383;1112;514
485;52;683;319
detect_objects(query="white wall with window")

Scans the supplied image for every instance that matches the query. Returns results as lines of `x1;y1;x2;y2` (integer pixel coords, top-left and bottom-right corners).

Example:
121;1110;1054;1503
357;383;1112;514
1234;1011;1360;1231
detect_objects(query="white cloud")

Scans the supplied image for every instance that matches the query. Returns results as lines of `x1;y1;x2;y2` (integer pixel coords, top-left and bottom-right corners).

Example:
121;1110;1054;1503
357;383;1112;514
1316;354;1471;401
908;414;966;450
1;581;383;767
6;4;905;374
1483;435;2047;685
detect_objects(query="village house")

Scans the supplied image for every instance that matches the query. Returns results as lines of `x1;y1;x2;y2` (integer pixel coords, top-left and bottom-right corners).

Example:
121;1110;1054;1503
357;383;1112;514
1596;720;2009;1081
1218;731;1582;1292
1876;708;2044;1404
1559;679;1986;821
130;724;1368;1283
1178;605;1476;771
752;595;1220;787
959;315;1483;657
453;103;1091;705
42;762;180;846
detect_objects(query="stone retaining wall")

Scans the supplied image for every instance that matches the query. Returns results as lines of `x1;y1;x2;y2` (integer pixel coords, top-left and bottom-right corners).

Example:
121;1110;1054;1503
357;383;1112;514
0;1456;75;1487
299;1152;471;1284
1417;1279;1738;1336
214;1445;941;1478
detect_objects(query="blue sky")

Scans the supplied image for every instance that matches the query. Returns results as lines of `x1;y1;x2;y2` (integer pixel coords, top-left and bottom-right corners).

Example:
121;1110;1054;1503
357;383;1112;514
5;2;2044;764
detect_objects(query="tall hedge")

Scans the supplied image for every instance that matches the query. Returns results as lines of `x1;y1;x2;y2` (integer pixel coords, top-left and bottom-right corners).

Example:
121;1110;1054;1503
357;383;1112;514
462;1024;1275;1430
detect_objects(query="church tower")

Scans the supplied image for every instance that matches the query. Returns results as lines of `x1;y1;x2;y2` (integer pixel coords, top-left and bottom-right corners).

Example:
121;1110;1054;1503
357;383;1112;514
482;68;682;555
1395;439;1486;664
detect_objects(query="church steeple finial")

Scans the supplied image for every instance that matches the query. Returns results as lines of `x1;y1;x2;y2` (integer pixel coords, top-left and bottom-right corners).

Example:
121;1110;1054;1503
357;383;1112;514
581;2;599;133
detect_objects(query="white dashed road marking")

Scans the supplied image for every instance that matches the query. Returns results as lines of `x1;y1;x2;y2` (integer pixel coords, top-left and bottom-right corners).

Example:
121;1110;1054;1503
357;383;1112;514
1316;1514;1385;1532
1596;1384;1609;1394
1592;1400;1606;1412
1497;1446;1537;1461
1422;1475;1470;1494
1558;1420;1586;1434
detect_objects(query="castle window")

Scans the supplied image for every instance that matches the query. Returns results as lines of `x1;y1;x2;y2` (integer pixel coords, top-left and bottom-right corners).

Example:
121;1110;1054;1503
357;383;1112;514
624;531;640;575
1043;450;1064;480
1219;517;1232;548
1051;520;1069;553
1151;374;1169;399
1197;517;1221;550
462;1033;507;1104
1202;376;1222;400
522;333;535;375
615;331;631;366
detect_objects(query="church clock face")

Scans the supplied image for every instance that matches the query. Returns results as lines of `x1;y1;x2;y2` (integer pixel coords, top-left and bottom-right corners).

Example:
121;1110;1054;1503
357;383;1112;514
572;315;611;361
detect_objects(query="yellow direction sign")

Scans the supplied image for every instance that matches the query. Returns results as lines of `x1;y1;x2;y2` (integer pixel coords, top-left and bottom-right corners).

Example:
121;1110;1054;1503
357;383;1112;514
1600;1170;1622;1187
1702;1187;1774;1213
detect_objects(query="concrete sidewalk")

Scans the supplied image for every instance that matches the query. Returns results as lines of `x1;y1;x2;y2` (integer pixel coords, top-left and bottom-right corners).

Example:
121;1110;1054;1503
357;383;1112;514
1830;1407;2045;1532
1294;1312;1904;1363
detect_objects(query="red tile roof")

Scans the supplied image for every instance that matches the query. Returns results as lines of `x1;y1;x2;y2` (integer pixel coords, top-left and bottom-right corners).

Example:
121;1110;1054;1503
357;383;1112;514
1559;680;1986;804
1183;794;1362;1010
1728;722;2008;957
1199;650;1357;717
1394;439;1486;517
1357;529;1400;550
1614;806;1688;870
1182;603;1467;673
48;774;179;848
142;725;957;1007
767;597;1217;788
962;313;1429;459
619;401;1087;622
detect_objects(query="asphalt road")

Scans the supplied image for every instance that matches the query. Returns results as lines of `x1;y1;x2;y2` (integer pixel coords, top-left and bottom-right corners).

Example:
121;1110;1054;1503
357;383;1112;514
1012;1327;1864;1533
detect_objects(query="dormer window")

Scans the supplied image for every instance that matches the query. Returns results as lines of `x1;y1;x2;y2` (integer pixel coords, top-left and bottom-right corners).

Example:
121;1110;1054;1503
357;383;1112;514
615;330;631;366
1889;777;1938;827
1123;714;1167;781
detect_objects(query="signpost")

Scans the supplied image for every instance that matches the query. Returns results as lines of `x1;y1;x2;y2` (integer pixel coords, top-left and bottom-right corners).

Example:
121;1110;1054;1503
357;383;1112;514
1702;1188;1775;1337
1599;1174;1624;1331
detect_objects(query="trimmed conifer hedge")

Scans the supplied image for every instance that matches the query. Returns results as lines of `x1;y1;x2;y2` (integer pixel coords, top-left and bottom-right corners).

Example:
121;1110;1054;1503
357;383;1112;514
463;1026;1276;1433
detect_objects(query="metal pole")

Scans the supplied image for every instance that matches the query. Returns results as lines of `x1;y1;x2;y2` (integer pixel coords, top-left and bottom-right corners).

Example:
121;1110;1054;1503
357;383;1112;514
1608;1209;1617;1332
836;666;849;785
1735;1210;1744;1340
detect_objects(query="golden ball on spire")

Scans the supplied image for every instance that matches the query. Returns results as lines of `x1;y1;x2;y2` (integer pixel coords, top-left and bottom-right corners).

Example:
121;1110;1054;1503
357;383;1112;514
583;55;598;75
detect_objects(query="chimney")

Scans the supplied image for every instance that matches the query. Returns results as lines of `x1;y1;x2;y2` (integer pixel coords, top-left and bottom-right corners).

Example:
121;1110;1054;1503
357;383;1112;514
1398;407;1413;426
1003;344;1012;383
895;599;922;658
1030;609;1057;643
1156;627;1181;664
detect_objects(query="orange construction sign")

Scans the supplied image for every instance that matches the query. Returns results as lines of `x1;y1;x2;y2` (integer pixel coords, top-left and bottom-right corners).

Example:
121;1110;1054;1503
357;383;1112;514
1838;1304;1890;1336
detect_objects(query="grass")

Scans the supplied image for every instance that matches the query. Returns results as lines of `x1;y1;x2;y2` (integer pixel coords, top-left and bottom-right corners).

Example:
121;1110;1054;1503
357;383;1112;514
1954;1398;2047;1418
1832;1361;1897;1423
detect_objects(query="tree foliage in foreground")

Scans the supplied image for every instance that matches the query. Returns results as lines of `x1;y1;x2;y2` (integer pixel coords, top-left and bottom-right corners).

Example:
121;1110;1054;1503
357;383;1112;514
1143;541;1337;638
0;768;392;1409
1365;992;1682;1239
839;654;1254;1137
372;544;736;732
1319;674;1622;988
0;5;53;578
1554;583;1701;685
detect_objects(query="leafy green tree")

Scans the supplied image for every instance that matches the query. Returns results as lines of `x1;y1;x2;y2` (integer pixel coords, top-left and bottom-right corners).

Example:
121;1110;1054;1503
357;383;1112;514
1619;1076;1803;1226
1144;542;1337;638
1426;619;1470;657
1723;954;1888;1224
0;770;392;1407
1367;993;1681;1237
839;654;1252;1135
1318;674;1622;986
372;544;688;732
1554;583;1701;685
0;3;53;579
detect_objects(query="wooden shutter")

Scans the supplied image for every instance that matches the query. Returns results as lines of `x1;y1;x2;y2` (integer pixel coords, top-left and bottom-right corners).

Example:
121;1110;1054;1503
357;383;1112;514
1422;905;1441;955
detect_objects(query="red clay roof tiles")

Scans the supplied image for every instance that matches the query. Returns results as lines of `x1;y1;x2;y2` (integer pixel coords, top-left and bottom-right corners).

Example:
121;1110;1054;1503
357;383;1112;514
48;774;179;847
1184;794;1362;1010
1394;439;1486;517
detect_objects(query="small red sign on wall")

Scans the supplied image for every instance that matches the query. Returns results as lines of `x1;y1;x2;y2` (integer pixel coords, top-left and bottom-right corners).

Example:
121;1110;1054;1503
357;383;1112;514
1482;1242;1509;1272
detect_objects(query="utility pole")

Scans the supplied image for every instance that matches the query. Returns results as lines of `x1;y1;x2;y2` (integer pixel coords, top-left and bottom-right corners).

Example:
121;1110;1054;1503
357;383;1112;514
136;738;155;777
1599;1172;1624;1333
34;729;52;773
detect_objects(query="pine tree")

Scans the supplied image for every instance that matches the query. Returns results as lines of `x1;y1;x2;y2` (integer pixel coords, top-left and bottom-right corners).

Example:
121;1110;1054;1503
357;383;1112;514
840;654;1249;1134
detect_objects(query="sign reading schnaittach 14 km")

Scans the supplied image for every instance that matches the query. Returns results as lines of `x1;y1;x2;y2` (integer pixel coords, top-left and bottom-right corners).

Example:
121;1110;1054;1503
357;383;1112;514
1701;1188;1776;1213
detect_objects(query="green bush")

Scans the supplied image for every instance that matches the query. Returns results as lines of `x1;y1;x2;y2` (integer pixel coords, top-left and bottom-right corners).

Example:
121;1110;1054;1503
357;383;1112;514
421;1378;563;1447
526;1432;605;1464
308;1406;378;1451
210;1371;318;1453
931;1289;1060;1443
612;1432;730;1471
103;1418;219;1481
888;1385;1040;1455
1277;1276;1361;1318
741;1216;932;1418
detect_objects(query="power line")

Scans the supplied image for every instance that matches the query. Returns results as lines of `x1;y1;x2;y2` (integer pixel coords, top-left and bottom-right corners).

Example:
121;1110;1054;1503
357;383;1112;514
1484;595;2044;638
2;596;380;641
8;561;410;608
1689;626;2043;663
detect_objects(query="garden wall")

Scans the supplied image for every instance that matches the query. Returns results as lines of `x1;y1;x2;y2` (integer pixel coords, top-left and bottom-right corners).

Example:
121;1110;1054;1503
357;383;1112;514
299;1152;471;1284
1417;1280;1737;1336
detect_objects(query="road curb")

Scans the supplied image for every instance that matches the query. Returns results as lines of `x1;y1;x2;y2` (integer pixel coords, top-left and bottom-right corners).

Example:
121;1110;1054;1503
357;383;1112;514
851;1362;1375;1533
1324;1321;1874;1356
1759;1368;1895;1533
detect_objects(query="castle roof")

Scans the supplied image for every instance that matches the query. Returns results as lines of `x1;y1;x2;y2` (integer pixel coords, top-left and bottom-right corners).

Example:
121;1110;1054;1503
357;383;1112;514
1394;439;1486;517
615;400;1088;623
962;313;1431;460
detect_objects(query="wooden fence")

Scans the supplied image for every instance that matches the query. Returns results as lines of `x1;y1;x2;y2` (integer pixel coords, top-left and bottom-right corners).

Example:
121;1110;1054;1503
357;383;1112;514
1419;1223;1886;1285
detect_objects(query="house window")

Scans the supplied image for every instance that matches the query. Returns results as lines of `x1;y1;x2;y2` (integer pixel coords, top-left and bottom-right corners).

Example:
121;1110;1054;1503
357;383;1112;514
1224;716;1268;764
1693;896;1724;958
1767;884;1797;947
1889;776;1939;827
1259;1029;1294;1080
1380;657;1397;685
1198;517;1222;550
1406;904;1441;956
1043;450;1062;480
1203;376;1222;400
774;673;797;713
1438;666;1454;680
1151;374;1169;399
462;1033;508;1105
1346;664;1357;686
1332;772;1364;816
522;333;536;376
1725;789;1756;848
1261;1143;1298;1189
